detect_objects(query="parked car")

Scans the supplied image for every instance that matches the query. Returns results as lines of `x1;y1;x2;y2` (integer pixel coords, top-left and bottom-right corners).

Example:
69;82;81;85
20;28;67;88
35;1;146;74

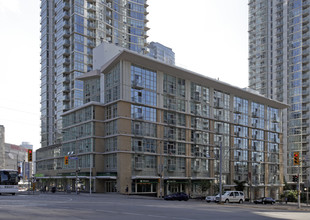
205;194;219;203
164;192;189;201
254;197;275;205
215;191;245;203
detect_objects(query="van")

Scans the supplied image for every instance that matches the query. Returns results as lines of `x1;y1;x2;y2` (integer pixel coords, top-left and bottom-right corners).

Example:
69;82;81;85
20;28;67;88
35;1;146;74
215;191;245;203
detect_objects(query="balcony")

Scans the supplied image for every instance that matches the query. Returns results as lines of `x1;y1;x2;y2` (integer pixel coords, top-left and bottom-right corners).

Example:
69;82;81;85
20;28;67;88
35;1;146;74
303;33;310;41
88;31;96;38
63;48;70;56
303;15;310;25
234;107;242;113
132;80;144;89
168;164;176;172
303;9;310;17
63;20;70;28
302;121;308;127
63;2;70;10
87;22;96;29
133;113;143;120
63;29;70;38
63;104;70;111
58;66;70;75
63;95;70;102
87;41;95;48
88;13;96;20
132;129;143;136
214;114;224;121
303;112;309;120
134;162;143;171
167;119;176;125
303;81;309;88
63;76;70;83
131;96;142;103
60;58;70;66
63;39;70;47
303;89;310;95
252;112;259;118
303;0;310;9
303;65;310;72
63;86;70;93
193;166;200;173
213;101;224;109
63;11;70;20
303;57;310;64
87;4;96;12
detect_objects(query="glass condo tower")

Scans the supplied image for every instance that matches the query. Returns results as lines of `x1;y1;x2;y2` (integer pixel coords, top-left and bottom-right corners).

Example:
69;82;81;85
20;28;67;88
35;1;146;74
248;0;310;184
40;0;149;147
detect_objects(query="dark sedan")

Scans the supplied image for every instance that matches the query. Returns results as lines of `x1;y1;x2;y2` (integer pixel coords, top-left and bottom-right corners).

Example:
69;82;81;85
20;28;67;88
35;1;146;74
254;197;275;204
164;192;189;201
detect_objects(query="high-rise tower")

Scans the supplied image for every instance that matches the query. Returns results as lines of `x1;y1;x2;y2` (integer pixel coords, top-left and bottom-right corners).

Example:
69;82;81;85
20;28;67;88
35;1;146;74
248;0;309;184
40;0;149;148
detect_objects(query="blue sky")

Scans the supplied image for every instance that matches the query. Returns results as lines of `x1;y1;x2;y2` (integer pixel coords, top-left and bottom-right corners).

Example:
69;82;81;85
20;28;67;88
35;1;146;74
0;0;248;150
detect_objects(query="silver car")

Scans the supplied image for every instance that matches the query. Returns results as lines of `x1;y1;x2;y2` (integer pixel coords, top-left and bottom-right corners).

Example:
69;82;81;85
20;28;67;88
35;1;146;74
205;194;219;203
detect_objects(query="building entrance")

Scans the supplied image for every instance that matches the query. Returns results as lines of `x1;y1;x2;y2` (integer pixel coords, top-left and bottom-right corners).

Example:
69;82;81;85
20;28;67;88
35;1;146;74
105;181;117;192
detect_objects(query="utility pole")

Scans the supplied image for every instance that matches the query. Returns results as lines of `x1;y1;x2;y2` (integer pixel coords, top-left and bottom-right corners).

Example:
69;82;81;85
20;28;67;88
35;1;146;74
298;163;301;209
90;154;92;195
219;142;223;204
159;141;163;199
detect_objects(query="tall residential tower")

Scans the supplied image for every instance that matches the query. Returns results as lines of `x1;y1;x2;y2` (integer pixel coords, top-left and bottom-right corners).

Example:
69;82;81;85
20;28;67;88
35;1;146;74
40;0;149;148
248;0;309;184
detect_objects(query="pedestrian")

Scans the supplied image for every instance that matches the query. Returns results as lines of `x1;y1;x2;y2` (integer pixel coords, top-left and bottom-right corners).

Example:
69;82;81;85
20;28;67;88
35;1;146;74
126;185;129;195
285;197;288;204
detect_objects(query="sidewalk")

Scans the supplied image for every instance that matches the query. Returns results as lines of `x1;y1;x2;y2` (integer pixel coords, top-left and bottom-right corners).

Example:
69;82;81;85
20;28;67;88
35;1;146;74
224;201;310;212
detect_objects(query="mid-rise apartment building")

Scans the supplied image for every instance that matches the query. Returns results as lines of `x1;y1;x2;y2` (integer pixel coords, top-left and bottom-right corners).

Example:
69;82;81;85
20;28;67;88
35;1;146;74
36;43;287;199
248;0;310;185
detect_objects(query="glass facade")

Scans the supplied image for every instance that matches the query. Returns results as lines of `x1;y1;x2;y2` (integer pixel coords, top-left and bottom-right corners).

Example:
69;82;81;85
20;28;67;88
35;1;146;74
130;65;158;178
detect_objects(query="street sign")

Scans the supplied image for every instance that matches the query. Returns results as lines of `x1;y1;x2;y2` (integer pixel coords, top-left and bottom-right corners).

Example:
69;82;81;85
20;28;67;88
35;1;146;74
69;157;78;160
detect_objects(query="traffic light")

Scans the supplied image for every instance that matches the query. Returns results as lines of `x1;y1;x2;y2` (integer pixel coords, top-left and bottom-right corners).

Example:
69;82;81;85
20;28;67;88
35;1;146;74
293;152;300;165
64;156;69;165
28;149;32;162
293;175;299;182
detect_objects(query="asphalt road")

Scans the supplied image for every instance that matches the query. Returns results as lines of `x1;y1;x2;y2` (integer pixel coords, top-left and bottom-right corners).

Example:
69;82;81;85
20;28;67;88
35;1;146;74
0;193;309;220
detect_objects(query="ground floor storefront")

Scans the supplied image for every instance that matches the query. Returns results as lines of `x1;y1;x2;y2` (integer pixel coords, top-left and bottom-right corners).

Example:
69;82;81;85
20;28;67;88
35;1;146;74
35;175;282;200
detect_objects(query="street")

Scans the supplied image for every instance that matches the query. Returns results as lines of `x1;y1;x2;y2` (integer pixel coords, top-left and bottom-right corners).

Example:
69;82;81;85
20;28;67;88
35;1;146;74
0;193;309;220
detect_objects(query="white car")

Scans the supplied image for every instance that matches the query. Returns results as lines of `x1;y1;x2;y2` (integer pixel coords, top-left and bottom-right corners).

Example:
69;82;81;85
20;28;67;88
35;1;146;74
205;194;219;203
215;191;245;203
